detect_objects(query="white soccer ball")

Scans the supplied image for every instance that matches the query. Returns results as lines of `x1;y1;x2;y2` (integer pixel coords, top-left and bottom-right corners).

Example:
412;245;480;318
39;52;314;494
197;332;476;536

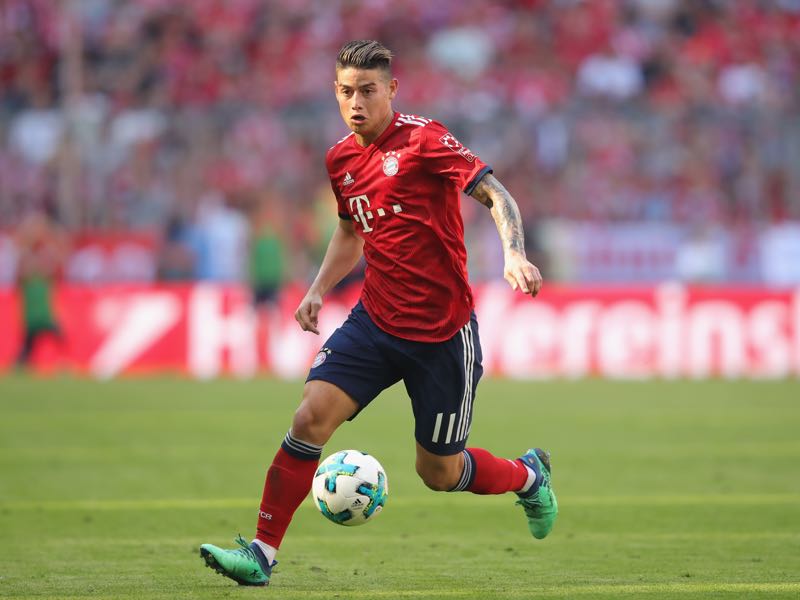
312;450;388;526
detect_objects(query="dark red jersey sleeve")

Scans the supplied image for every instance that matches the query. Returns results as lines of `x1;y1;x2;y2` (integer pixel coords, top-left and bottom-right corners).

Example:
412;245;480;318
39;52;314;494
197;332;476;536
418;121;492;195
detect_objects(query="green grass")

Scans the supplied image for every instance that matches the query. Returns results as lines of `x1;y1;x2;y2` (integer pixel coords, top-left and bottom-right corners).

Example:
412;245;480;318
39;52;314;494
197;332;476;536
1;376;799;599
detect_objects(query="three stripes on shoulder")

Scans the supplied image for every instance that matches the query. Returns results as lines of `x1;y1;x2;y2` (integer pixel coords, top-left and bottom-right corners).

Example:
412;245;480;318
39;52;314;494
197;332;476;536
396;114;431;127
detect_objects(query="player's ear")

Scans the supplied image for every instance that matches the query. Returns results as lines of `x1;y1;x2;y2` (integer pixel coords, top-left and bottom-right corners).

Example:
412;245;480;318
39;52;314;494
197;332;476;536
388;78;398;100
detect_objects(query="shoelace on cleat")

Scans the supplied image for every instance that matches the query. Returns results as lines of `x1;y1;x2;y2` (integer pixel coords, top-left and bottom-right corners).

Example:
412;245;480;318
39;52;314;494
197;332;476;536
516;481;552;513
516;495;544;510
233;535;260;562
233;534;277;572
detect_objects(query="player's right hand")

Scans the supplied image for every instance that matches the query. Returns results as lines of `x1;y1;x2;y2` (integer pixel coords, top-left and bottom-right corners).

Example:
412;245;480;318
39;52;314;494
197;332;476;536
295;291;323;334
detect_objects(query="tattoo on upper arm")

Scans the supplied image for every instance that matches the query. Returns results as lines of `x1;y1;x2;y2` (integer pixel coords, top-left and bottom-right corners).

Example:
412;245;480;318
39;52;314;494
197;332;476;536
471;174;526;254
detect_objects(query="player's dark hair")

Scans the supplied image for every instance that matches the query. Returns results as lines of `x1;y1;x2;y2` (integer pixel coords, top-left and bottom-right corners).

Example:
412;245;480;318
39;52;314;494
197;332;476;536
336;40;393;76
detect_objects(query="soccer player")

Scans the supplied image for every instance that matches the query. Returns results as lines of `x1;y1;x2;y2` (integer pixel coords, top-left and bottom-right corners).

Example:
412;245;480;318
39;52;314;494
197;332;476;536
200;40;558;587
14;211;66;369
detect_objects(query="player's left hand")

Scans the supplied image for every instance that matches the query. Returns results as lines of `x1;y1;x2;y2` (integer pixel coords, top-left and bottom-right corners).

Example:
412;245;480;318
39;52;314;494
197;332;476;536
504;251;542;297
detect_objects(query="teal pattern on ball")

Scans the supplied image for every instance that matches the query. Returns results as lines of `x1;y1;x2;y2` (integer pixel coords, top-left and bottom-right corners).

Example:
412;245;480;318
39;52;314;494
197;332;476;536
358;470;387;518
316;452;360;493
317;498;353;524
314;451;350;478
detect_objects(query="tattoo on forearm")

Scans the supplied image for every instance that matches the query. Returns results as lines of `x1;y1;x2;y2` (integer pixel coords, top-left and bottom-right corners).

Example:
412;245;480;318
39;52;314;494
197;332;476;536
471;175;525;254
470;179;494;208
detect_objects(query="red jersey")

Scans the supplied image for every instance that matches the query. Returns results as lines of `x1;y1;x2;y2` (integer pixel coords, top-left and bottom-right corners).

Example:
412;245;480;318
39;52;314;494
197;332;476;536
326;112;492;342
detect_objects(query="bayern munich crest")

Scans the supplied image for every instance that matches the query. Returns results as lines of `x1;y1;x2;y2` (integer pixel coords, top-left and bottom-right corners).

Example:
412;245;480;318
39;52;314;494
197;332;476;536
312;348;331;368
382;151;400;176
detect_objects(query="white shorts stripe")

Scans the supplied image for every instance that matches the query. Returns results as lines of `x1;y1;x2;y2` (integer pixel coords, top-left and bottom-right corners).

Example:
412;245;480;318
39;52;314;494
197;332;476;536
455;326;469;439
458;324;475;441
464;324;476;440
431;412;443;443
457;323;473;441
444;412;456;444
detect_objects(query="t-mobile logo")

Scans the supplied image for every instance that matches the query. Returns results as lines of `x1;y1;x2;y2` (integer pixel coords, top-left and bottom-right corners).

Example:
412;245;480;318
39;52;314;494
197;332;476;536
349;195;374;232
348;194;402;233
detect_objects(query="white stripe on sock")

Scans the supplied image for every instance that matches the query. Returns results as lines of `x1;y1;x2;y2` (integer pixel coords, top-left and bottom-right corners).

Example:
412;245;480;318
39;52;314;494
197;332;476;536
518;464;537;494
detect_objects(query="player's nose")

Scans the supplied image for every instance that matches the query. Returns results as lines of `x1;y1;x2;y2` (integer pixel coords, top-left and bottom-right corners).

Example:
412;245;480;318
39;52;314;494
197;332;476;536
351;91;365;108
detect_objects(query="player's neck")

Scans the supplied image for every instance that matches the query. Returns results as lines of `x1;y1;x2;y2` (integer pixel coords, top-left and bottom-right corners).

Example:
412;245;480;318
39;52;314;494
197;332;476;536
355;110;394;147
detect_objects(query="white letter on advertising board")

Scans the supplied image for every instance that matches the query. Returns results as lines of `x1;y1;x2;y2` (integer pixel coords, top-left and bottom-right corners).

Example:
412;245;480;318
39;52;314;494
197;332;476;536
188;285;257;379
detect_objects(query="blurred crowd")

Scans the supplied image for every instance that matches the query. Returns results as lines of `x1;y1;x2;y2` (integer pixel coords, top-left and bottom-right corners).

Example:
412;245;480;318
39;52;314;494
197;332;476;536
1;0;799;285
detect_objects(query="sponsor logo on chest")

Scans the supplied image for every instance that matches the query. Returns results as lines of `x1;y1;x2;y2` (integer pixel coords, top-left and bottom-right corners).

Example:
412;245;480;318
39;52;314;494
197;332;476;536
341;149;406;233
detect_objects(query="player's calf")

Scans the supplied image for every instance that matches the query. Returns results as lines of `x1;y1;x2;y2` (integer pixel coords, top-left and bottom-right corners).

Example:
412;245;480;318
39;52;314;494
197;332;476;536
415;446;465;491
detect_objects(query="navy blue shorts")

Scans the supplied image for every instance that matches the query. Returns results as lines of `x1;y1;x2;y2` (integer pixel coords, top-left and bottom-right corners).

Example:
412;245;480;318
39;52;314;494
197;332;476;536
306;301;483;456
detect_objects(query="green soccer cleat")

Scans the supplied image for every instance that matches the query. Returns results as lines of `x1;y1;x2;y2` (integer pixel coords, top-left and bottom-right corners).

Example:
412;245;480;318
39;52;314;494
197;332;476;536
515;448;558;539
200;535;273;586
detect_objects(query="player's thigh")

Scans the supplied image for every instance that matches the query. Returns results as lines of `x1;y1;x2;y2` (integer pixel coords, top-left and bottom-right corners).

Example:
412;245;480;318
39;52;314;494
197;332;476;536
303;303;400;434
403;315;484;456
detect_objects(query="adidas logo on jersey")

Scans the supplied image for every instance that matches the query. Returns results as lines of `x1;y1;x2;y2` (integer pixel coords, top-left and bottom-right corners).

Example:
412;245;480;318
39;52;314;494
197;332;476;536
343;172;355;186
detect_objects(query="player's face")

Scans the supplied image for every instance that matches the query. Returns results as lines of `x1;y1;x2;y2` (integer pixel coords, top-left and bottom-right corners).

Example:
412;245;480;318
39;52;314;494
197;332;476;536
334;67;397;145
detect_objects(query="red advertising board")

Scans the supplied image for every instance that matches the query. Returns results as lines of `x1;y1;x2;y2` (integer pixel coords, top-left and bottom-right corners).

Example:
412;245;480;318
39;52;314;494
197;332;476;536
2;283;799;379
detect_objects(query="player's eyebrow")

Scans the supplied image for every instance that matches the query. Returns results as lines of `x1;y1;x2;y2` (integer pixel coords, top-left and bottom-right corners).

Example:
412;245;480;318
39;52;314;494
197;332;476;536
338;82;377;91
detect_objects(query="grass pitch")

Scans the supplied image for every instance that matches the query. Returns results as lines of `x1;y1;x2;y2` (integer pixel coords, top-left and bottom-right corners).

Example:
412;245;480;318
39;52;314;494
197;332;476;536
0;375;799;599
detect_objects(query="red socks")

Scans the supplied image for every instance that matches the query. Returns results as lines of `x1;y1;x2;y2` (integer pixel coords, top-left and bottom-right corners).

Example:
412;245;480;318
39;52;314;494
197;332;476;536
255;447;319;548
465;447;530;495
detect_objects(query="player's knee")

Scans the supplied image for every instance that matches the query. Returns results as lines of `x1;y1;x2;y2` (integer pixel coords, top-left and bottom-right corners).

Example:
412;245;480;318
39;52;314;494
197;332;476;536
416;462;458;492
291;402;331;446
